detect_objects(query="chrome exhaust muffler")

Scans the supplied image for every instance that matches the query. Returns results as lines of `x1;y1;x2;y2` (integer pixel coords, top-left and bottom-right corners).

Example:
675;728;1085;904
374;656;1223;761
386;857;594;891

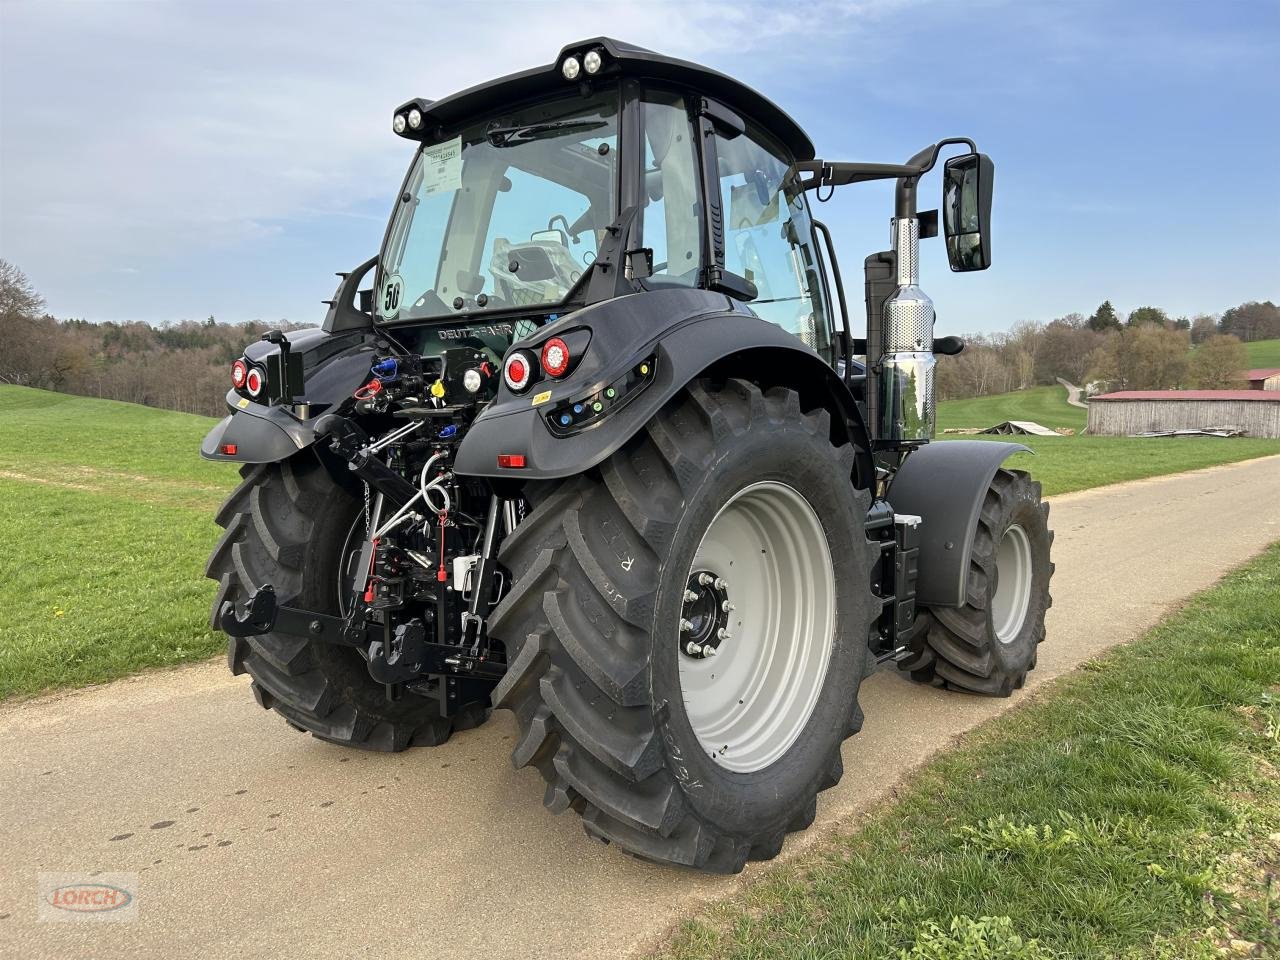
879;216;935;443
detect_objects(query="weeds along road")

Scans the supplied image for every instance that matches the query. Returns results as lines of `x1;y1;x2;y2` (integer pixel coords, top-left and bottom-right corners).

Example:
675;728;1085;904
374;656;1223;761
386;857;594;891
3;455;1279;960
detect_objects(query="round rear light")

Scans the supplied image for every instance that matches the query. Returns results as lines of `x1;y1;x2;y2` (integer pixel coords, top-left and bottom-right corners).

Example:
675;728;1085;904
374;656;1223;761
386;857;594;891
503;351;533;392
540;337;570;378
231;359;247;389
245;367;264;398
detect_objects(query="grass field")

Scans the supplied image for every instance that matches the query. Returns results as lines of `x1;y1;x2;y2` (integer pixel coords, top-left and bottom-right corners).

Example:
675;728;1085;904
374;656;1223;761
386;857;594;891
657;544;1280;960
0;386;237;699
1;383;1277;698
937;384;1087;433
936;383;1280;496
1245;338;1280;368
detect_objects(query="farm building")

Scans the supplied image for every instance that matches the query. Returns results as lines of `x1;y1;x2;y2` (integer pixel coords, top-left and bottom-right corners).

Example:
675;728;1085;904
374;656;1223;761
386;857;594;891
1087;390;1280;438
1243;368;1280;390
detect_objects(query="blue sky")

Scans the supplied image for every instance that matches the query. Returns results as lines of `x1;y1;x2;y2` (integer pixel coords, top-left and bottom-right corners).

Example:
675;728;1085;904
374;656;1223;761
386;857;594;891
1;0;1276;336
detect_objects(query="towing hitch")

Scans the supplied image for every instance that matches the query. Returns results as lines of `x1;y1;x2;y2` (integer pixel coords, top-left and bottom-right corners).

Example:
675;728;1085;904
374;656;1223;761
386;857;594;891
219;585;506;685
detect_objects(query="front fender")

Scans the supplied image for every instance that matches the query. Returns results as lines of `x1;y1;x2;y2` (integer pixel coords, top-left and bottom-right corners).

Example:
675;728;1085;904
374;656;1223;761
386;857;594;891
453;291;868;481
887;439;1032;607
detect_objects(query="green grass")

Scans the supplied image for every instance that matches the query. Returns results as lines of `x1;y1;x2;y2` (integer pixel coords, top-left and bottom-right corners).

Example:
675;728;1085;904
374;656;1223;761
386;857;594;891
0;386;237;698
1245;338;1280;368
657;545;1280;960
937;383;1280;496
0;382;1276;697
937;385;1086;433
961;435;1280;498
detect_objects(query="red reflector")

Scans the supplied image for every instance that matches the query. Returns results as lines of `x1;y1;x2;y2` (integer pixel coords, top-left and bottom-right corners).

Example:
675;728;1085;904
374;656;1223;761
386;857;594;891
231;359;247;389
497;454;527;469
219;443;238;456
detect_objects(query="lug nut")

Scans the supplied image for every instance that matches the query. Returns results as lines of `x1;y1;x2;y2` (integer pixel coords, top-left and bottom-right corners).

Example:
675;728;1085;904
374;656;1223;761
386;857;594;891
714;577;728;591
703;645;718;657
721;600;735;613
679;619;694;633
698;573;714;587
684;589;699;603
717;628;731;641
685;642;704;656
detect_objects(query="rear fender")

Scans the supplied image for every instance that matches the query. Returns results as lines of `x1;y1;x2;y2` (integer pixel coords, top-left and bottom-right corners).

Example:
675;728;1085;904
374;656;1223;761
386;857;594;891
452;289;872;484
887;440;1031;607
200;330;378;464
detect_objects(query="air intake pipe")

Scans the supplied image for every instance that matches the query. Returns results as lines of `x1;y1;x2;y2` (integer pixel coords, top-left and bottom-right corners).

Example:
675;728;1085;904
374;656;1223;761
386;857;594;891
879;214;935;443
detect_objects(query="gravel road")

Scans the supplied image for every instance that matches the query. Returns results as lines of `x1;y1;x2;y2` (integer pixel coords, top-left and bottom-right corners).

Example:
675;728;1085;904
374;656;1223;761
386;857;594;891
3;455;1278;960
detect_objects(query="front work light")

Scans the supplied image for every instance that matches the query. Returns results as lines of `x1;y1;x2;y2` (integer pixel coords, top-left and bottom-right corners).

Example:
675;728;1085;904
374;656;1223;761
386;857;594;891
583;50;602;74
561;56;580;81
393;114;407;134
407;108;423;130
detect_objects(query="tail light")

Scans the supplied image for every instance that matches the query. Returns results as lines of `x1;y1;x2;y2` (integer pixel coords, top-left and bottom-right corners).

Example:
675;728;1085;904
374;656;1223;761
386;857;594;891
540;337;571;378
231;359;247;390
503;351;534;392
245;367;265;398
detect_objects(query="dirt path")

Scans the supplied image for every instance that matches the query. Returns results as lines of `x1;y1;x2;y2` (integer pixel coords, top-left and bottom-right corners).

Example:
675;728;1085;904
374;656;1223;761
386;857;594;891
3;456;1278;960
1057;377;1088;408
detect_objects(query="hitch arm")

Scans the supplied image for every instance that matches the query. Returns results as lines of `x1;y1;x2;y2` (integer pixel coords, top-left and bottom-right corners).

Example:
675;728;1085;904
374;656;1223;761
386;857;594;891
219;585;367;648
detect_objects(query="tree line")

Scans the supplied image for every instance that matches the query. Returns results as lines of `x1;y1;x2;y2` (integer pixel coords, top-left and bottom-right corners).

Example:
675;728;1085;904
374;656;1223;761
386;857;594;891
0;260;298;417
936;299;1278;401
1;260;1277;416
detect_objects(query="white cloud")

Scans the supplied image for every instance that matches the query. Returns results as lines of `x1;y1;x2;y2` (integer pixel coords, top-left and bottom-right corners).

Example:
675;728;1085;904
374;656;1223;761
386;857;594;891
0;1;917;288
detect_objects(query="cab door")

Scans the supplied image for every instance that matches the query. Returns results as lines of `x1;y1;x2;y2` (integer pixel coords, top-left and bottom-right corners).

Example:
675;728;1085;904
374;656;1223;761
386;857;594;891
704;119;840;367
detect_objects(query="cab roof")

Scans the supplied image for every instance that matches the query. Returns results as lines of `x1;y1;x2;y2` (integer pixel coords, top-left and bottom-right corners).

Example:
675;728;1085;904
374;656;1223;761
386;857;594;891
395;37;815;161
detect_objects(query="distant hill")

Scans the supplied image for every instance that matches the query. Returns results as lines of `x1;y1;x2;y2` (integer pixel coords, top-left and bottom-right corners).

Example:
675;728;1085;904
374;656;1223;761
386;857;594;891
936;385;1086;432
1244;339;1280;368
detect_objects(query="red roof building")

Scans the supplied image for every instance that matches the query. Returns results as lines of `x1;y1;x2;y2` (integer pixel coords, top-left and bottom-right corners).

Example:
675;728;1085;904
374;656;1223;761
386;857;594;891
1087;389;1280;438
1243;368;1280;390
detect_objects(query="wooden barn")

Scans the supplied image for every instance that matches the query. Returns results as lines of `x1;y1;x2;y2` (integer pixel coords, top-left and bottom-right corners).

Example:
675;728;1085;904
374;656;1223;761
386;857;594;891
1087;390;1280;438
1244;368;1280;391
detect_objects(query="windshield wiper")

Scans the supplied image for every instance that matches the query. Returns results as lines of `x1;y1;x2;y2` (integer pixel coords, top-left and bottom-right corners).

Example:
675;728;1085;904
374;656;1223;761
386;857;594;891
485;118;606;147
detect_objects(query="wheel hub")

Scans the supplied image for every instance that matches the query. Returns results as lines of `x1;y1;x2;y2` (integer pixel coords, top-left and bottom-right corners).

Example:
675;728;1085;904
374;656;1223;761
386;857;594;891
681;571;733;659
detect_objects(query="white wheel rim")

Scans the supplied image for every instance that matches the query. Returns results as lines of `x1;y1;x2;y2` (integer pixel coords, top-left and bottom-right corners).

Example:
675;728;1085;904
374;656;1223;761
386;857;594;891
677;481;836;773
992;523;1032;643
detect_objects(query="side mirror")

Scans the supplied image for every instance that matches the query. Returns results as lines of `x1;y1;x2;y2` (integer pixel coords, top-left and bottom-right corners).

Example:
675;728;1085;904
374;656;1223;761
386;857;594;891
942;153;993;272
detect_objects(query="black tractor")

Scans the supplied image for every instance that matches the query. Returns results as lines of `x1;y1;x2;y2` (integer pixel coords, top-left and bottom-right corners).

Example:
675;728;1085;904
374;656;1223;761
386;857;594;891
204;38;1053;873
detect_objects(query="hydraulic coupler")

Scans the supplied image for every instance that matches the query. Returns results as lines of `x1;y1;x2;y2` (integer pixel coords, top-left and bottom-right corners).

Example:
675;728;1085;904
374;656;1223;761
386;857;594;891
879;216;936;443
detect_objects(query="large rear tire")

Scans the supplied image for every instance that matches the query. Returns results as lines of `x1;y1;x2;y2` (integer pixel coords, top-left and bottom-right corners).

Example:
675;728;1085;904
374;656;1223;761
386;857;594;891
487;379;877;872
898;468;1053;695
206;453;488;750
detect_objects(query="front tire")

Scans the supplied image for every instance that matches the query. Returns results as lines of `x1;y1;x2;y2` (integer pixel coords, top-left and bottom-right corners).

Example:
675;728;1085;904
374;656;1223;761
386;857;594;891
898;468;1054;695
206;454;487;751
487;379;877;872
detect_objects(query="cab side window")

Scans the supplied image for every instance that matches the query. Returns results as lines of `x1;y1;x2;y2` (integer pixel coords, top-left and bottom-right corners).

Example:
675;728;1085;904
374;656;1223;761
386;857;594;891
713;128;834;362
640;92;702;287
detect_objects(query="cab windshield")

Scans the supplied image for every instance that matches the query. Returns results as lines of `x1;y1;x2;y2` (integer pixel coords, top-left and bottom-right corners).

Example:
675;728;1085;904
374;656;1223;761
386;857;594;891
377;89;619;323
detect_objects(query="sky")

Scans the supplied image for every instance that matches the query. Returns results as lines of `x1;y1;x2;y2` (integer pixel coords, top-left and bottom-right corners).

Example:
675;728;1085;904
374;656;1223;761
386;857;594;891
1;0;1277;336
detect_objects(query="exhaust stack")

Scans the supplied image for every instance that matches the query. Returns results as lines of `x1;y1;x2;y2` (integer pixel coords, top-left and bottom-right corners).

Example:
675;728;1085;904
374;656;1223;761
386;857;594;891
879;215;935;443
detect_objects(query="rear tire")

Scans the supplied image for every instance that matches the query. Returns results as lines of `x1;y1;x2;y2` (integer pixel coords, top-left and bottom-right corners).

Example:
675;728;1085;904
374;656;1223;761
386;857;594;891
206;453;488;751
898;468;1053;695
487;379;877;872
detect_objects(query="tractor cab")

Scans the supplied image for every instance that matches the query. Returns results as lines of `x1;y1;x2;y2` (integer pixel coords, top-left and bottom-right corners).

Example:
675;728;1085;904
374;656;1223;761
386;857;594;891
371;38;840;366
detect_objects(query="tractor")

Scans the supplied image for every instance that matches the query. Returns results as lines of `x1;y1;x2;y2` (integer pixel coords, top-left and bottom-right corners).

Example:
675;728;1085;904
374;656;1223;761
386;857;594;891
204;38;1053;873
